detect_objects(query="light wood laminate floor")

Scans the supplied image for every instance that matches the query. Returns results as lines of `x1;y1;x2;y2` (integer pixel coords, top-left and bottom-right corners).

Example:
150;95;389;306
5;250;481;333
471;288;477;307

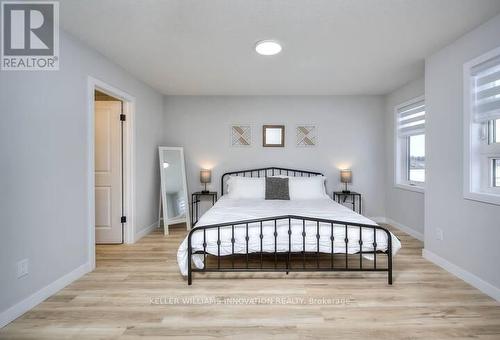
1;225;499;339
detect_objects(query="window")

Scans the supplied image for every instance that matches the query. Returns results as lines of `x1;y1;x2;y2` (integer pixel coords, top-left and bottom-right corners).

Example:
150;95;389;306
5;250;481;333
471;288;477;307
494;159;500;187
408;134;425;183
395;96;425;192
490;119;500;188
488;118;499;144
464;47;500;205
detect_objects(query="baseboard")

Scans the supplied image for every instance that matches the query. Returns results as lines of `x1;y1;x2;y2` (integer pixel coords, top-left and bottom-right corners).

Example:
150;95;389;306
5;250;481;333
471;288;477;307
422;249;500;302
369;216;424;241
0;262;91;328
134;220;159;242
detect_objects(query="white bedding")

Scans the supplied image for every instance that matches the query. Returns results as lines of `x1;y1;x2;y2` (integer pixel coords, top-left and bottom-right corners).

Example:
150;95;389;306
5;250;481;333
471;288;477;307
177;196;401;276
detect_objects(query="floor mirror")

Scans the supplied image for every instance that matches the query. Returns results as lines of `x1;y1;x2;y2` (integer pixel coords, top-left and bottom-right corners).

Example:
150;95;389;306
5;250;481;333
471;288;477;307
158;147;190;235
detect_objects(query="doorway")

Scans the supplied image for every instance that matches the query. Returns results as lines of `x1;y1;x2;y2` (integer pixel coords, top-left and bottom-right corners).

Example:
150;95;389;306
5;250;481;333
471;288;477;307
88;77;135;269
94;90;124;244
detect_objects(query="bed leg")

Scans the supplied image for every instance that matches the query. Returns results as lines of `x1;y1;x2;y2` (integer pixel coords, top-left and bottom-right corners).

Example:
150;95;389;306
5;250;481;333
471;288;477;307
387;249;393;285
187;257;192;285
188;229;194;286
187;238;192;285
387;235;393;285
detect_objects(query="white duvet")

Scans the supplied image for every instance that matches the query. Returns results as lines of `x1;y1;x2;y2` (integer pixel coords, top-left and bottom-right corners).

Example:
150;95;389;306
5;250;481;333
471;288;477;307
177;196;401;276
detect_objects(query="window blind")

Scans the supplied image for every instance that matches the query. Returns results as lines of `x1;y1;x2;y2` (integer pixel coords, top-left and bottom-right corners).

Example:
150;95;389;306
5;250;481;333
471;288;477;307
472;55;500;123
397;100;425;137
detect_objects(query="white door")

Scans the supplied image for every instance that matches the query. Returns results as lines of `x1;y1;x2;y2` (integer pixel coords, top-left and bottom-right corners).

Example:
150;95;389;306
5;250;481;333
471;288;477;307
95;101;123;243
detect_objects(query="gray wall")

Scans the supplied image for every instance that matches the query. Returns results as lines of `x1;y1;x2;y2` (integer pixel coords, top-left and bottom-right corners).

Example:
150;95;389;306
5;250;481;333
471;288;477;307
0;30;164;316
383;77;425;237
425;14;500;291
163;95;387;218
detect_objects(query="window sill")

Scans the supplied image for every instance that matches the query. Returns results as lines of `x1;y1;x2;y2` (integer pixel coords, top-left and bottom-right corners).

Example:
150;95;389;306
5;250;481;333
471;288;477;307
464;191;500;206
394;183;425;194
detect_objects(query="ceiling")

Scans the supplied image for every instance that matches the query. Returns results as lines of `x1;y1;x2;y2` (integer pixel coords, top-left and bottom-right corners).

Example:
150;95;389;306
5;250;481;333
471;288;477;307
61;0;500;95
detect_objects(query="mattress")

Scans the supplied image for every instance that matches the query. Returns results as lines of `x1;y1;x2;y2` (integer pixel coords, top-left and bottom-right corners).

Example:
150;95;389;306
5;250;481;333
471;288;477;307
177;196;401;276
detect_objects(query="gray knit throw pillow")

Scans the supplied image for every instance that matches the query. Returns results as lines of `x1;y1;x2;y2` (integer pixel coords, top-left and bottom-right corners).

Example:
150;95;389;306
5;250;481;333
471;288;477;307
265;177;290;200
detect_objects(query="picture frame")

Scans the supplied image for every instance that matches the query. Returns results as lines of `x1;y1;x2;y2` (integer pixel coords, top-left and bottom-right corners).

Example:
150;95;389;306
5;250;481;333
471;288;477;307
230;125;252;147
263;125;285;147
296;125;317;147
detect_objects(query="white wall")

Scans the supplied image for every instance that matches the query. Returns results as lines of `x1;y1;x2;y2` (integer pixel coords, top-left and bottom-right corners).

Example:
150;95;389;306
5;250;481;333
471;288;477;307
0;30;164;324
383;77;425;238
425;14;500;298
163;95;387;218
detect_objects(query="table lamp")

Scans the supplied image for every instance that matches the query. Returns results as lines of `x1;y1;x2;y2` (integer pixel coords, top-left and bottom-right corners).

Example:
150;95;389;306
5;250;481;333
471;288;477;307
200;169;211;194
340;169;352;193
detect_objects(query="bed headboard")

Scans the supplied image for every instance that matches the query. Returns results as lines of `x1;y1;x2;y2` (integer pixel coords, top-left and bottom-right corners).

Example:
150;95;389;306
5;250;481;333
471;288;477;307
221;167;324;195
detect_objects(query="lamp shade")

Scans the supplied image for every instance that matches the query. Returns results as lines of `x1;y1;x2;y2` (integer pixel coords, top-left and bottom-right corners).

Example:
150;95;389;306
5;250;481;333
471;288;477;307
340;169;352;183
200;169;211;184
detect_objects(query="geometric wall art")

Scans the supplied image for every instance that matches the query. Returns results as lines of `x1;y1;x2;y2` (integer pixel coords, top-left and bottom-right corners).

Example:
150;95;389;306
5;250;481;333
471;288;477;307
231;125;252;147
296;125;317;147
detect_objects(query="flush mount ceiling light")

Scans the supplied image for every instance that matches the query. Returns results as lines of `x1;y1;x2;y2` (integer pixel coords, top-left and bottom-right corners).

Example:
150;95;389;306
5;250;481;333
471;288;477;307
255;40;282;56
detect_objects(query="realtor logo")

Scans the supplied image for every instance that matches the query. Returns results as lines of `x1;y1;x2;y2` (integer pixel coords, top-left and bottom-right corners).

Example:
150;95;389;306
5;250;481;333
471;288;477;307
1;1;59;70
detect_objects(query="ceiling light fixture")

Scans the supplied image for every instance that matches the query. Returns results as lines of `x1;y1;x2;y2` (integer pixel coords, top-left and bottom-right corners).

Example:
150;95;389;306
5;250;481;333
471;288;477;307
255;40;282;56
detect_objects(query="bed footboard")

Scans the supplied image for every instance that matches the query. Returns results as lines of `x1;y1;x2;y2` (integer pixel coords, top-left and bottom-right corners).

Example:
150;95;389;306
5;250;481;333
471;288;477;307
187;215;393;285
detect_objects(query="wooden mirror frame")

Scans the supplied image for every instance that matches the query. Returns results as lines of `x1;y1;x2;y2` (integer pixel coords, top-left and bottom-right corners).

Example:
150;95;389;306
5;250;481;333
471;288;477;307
262;125;285;147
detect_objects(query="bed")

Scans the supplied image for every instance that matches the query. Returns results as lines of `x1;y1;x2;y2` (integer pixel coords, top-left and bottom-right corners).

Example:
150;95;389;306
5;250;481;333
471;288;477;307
177;167;401;285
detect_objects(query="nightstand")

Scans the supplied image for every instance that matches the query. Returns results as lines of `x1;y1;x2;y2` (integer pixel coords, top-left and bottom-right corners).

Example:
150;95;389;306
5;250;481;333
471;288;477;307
333;191;362;214
191;192;218;226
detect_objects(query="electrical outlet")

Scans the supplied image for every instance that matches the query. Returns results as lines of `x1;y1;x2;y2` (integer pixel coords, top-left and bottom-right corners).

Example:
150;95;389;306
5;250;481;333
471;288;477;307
17;259;29;278
436;228;444;241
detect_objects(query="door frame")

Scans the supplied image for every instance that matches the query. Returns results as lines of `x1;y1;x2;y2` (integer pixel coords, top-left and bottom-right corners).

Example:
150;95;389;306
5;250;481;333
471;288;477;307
87;76;135;270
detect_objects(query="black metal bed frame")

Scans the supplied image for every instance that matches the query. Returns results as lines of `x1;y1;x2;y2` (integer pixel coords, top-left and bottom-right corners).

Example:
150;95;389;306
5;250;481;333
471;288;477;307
187;167;392;285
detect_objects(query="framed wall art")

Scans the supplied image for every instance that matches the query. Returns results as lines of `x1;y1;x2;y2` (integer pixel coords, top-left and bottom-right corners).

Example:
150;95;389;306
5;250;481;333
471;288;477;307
296;125;317;147
231;125;252;147
263;125;285;147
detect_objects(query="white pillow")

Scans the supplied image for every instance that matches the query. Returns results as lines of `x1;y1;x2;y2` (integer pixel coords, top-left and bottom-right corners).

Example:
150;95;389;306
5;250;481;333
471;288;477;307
226;176;265;199
273;175;327;200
